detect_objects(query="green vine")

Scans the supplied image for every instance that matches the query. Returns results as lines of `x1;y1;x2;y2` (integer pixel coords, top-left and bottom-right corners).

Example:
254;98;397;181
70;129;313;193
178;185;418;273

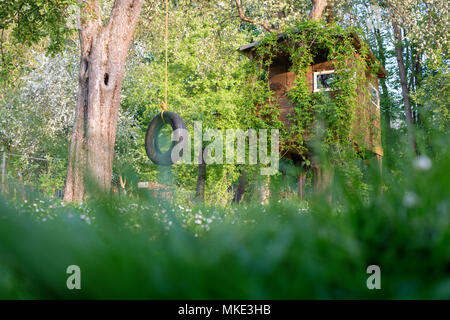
242;21;381;197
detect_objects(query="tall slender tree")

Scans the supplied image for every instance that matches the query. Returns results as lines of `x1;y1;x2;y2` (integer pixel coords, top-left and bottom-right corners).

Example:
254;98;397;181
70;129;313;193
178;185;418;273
392;20;417;153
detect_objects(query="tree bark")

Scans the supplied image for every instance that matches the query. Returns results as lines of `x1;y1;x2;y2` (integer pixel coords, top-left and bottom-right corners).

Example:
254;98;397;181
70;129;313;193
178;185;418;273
374;28;391;127
195;147;206;202
325;0;335;24
233;170;246;203
309;0;328;21
410;47;422;125
392;21;417;154
373;26;394;158
64;0;143;202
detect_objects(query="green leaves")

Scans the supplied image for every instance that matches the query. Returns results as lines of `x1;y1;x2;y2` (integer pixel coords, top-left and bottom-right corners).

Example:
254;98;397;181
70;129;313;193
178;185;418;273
0;0;78;83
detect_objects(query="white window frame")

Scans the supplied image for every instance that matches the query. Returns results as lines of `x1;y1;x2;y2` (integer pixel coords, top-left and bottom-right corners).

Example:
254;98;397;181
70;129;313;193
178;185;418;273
313;70;335;92
369;83;380;108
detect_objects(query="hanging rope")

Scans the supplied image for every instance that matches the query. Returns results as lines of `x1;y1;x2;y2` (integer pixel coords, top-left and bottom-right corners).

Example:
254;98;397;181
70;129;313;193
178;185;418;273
164;0;168;107
161;0;169;121
144;0;188;166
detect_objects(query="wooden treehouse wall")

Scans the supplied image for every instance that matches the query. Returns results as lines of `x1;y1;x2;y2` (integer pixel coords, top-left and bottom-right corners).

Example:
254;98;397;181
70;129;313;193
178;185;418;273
268;59;383;159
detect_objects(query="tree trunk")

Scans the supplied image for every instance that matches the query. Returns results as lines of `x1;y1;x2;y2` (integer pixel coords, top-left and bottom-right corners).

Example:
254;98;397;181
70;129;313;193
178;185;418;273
373;27;394;168
325;0;335;24
64;0;143;202
392;21;417;154
233;170;246;203
309;0;328;21
374;28;392;132
410;47;422;126
195;148;206;202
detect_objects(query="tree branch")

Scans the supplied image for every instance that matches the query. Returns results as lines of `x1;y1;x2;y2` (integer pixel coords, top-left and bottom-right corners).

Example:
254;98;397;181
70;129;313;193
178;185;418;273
234;0;275;32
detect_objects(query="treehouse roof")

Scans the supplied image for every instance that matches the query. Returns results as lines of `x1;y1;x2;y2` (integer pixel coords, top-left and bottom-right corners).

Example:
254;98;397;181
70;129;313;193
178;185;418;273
239;31;388;78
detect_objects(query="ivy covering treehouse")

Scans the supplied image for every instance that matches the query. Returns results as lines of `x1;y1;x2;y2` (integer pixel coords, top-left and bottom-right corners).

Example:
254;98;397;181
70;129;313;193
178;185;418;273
240;22;388;198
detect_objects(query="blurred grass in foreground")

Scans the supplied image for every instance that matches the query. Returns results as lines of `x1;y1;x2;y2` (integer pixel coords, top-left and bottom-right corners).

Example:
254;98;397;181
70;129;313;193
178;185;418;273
0;137;449;299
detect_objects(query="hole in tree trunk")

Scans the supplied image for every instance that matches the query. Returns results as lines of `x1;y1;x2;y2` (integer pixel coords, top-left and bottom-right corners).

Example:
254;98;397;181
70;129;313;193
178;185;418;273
83;58;88;73
104;73;109;86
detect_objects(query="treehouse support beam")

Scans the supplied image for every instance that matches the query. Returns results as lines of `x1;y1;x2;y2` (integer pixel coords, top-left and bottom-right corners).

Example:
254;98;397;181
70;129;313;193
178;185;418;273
297;172;306;200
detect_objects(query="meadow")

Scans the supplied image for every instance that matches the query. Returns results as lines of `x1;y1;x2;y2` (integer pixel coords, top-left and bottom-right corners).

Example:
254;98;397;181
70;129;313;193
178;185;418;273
1;136;448;299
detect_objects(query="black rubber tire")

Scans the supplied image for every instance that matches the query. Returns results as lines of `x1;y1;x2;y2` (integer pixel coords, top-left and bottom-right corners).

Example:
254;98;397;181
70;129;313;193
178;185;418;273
145;111;187;165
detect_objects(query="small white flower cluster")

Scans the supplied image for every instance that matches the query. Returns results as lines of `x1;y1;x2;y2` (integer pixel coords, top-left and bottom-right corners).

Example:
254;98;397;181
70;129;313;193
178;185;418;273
403;191;419;208
413;155;432;171
7;196;312;238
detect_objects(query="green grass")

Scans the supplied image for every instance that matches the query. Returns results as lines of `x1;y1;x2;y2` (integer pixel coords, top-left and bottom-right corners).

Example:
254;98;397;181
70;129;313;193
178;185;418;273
0;141;449;299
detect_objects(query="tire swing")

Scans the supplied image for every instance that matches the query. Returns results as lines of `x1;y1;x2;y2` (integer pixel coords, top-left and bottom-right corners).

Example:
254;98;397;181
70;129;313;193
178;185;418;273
144;0;186;166
145;109;186;165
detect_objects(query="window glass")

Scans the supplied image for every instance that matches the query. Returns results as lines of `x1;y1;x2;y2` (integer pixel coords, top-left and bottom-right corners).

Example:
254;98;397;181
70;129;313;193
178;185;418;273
370;84;379;107
314;70;336;92
317;72;335;89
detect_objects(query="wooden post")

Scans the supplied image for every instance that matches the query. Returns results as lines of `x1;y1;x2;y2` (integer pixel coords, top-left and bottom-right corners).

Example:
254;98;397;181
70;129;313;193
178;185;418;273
195;147;206;202
376;154;382;173
259;175;270;204
119;174;127;196
297;172;306;200
1;149;6;192
313;166;322;193
313;165;333;202
376;154;383;193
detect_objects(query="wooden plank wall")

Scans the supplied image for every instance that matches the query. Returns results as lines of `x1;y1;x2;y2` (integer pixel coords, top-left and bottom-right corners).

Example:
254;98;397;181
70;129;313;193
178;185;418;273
268;59;383;157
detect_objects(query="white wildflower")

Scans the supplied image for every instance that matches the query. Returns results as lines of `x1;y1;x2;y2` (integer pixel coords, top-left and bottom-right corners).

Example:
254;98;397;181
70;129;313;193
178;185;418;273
413;155;432;171
403;191;418;208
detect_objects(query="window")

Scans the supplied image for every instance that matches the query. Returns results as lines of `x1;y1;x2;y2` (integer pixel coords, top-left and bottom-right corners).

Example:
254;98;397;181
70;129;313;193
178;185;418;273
369;83;380;108
313;70;336;92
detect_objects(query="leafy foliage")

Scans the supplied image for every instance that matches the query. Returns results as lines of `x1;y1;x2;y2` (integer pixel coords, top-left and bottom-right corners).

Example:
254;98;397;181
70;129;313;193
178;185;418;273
0;0;78;82
243;21;381;197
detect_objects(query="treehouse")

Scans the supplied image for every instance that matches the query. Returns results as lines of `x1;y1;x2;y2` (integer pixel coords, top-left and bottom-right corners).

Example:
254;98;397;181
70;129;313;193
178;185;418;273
239;28;388;198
